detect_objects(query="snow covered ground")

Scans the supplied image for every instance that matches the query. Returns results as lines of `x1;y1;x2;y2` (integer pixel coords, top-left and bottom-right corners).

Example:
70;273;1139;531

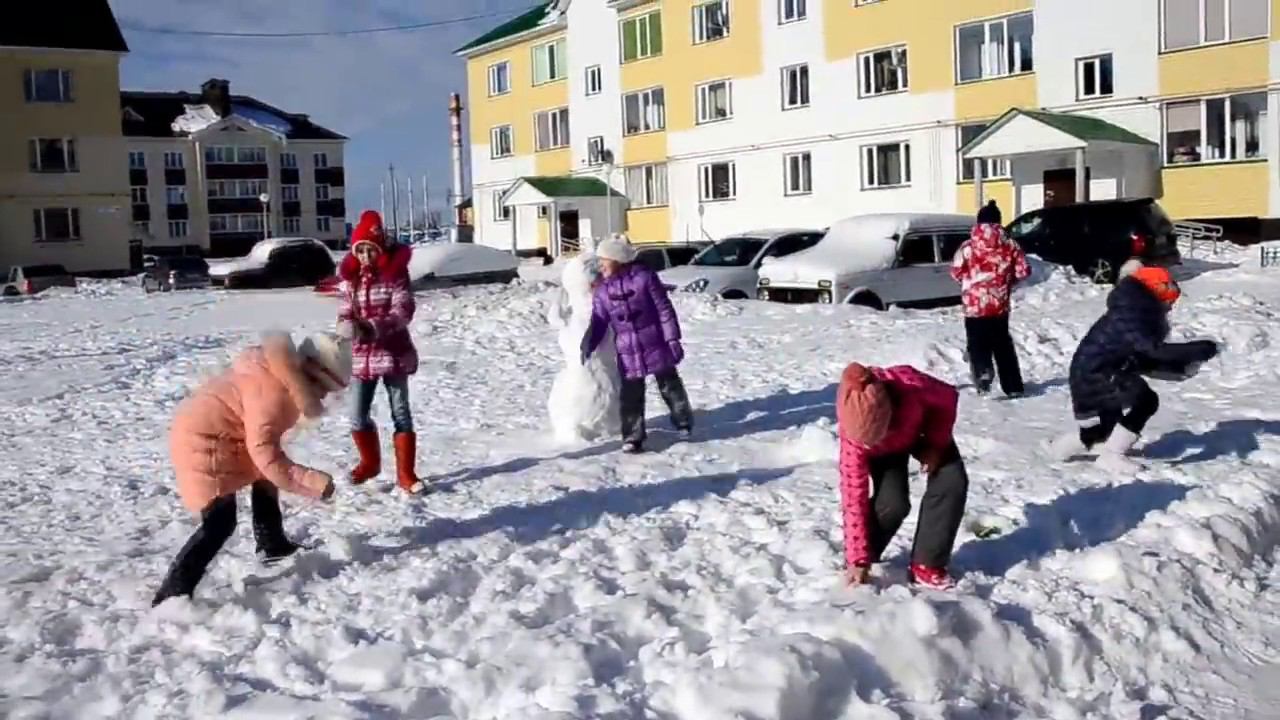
2;249;1279;719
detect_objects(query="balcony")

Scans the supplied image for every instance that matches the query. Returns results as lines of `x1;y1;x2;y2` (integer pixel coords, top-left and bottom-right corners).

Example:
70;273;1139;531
206;163;269;180
129;168;148;185
282;201;302;218
132;203;150;222
164;168;187;186
208;197;264;214
315;166;345;187
281;167;300;185
316;199;346;218
167;204;189;221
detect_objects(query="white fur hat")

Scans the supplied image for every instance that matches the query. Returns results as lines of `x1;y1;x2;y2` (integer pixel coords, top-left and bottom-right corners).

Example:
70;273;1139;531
595;234;638;264
1117;258;1145;281
298;331;352;392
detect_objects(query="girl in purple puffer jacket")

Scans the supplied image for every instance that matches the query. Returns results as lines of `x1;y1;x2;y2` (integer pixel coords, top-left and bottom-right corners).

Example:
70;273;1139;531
582;234;693;453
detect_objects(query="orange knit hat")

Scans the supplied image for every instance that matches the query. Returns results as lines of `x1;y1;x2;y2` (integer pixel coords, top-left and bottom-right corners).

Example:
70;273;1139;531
836;363;892;446
1131;266;1181;305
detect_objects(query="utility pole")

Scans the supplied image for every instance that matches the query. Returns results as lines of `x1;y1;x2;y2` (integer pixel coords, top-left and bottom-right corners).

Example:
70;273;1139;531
380;182;386;224
388;163;399;241
408;174;416;237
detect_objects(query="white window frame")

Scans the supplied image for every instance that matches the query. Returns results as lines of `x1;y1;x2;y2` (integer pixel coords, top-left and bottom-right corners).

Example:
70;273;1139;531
168;220;189;238
130;186;148;204
587;136;606;166
129;150;146;169
537;204;550;219
488;61;512;96
625;163;669;207
954;12;1035;84
956;124;1011;182
134;221;150;237
1076;54;1114;100
783;151;813;196
861;141;912;189
1160;0;1270;51
779;0;807;24
283;217;302;234
534;107;571;151
163;151;184;170
1163;91;1269;165
313;152;329;169
859;45;909;97
210;214;264;233
317;216;332;233
622;86;666;135
490;125;514;158
532;38;567;85
33;208;81;242
698;161;737;202
281;152;298;168
316;184;331;201
492;190;512;221
166;185;187;204
24;68;73;103
236;146;267;164
208;179;268;199
29;138;78;173
692;0;731;44
620;10;663;63
781;63;810;110
585;65;603;96
696;79;734;124
282;185;300;201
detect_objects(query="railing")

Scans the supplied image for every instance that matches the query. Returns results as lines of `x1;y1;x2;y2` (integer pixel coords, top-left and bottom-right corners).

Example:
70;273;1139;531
1173;220;1224;258
1261;244;1280;268
558;236;581;256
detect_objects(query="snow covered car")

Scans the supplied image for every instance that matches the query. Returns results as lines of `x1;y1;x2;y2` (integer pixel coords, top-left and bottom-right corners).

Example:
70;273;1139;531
2;264;76;296
140;255;211;293
313;243;519;295
757;213;973;309
633;242;710;273
208;237;335;290
659;230;824;300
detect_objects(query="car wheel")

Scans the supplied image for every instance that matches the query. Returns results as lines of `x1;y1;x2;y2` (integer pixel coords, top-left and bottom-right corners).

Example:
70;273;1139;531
848;292;886;311
1088;258;1115;284
720;290;749;300
2;286;18;297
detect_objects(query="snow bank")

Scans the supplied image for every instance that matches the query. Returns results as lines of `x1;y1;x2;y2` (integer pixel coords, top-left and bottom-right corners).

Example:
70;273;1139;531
408;243;518;282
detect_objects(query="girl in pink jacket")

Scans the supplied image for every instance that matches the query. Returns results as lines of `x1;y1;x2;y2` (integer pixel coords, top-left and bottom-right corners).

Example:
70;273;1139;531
837;363;969;589
153;331;350;606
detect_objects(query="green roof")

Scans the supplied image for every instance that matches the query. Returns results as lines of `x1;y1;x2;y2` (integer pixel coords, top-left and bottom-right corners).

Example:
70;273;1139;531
456;3;553;54
961;108;1156;156
521;176;625;198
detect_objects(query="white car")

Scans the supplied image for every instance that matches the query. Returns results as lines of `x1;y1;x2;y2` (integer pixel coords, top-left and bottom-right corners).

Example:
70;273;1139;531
659;229;824;299
757;213;974;309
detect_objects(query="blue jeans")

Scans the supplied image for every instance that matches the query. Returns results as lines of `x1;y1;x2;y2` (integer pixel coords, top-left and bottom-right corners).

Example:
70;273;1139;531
351;375;414;433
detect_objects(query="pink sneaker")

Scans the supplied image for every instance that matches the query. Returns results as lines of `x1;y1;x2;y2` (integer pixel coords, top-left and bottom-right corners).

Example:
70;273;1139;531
908;563;955;589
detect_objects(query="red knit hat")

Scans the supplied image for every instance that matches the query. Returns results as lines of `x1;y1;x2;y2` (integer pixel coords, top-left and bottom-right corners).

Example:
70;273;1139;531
351;210;386;252
837;363;893;447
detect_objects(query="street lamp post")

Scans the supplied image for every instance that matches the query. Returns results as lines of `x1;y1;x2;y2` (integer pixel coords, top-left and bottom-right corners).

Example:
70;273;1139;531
258;193;270;240
600;148;616;239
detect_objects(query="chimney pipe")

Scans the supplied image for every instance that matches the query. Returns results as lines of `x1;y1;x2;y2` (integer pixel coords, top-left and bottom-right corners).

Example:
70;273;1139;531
201;78;232;118
449;92;465;218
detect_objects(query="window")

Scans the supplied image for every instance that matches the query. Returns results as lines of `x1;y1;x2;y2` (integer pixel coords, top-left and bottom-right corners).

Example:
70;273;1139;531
955;13;1034;83
316;185;331;201
131;186;148;204
490;125;514;158
28;138;78;173
313;153;329;169
211;214;263;233
284;217;302;234
493;190;512;221
168;220;189;238
205;146;265;164
317;217;332;233
623;87;666;135
588;136;606;166
237;146;266;163
163;151;184;169
699;161;736;201
134;221;151;237
784;152;812;195
781;63;810;109
860;46;909;97
537;204;550;219
24;69;72;102
33;208;80;242
1165;92;1267;164
533;38;567;84
625;163;669;207
208;179;268;199
204;146;233;163
281;152;298;168
897;234;937;266
488;61;511;95
862;141;911;188
282;185;300;201
692;1;730;44
957;123;1011;181
585;65;603;96
166;186;187;204
1076;54;1114;100
696;80;733;124
621;11;663;62
129;151;146;169
779;0;807;23
534;107;571;151
1161;0;1269;50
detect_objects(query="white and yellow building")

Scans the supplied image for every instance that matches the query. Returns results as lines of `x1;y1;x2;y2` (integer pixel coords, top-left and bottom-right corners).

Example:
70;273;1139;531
457;0;1280;253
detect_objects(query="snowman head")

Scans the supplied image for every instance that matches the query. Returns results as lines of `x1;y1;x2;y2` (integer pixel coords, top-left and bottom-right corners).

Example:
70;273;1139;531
560;252;601;302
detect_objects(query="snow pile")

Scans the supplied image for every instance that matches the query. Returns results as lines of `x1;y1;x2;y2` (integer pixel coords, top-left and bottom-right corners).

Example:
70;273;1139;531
408;243;518;282
171;104;221;134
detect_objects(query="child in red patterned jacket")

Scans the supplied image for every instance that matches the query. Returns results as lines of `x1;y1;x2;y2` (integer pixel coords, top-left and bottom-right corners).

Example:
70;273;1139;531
337;210;424;494
950;200;1031;398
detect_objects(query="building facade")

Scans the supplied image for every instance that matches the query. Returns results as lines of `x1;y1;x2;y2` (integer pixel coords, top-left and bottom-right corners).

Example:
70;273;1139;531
458;0;1280;254
0;0;133;275
121;79;348;258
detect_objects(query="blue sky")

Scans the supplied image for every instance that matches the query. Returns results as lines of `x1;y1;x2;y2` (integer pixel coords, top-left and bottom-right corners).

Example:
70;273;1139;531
110;0;538;226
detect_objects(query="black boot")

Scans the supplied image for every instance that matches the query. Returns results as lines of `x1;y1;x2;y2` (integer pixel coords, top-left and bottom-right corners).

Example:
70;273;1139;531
655;370;694;435
153;496;237;606
251;482;299;564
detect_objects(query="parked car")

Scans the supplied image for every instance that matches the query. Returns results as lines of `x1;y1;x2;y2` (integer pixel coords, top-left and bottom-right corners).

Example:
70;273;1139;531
314;243;519;296
1;264;76;297
757;213;974;309
1006;198;1182;283
632;242;711;273
659;229;824;299
208;237;335;290
141;255;211;293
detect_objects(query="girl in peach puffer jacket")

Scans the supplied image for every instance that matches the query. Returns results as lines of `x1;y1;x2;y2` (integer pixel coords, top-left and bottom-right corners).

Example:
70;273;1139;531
152;330;351;606
837;362;970;589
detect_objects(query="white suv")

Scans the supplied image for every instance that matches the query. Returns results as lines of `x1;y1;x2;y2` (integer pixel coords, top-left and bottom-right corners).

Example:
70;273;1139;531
659;229;824;299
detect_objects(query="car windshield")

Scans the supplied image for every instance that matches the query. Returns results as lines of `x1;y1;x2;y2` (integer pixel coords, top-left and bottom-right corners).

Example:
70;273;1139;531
23;264;68;277
692;237;767;267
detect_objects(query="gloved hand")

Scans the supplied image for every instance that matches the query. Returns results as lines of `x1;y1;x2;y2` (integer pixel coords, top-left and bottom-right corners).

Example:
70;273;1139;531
355;320;376;341
846;565;872;586
579;329;595;366
914;442;952;476
668;340;685;365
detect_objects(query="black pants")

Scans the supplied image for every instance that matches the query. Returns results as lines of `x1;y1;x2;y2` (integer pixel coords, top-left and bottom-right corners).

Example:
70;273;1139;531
865;443;969;568
964;315;1024;395
152;481;292;606
620;369;693;445
1079;384;1160;448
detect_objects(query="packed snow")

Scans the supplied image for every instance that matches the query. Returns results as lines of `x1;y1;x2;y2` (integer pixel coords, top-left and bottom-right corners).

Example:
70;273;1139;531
2;248;1279;719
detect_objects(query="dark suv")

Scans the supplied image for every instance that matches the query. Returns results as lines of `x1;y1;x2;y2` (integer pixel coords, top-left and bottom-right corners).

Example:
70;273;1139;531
1006;198;1182;283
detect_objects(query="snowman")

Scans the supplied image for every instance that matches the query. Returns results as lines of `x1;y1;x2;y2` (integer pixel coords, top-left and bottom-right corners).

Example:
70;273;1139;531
546;248;621;444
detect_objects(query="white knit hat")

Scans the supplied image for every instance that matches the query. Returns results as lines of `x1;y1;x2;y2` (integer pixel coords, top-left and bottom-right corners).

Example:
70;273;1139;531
297;331;352;392
595;234;638;263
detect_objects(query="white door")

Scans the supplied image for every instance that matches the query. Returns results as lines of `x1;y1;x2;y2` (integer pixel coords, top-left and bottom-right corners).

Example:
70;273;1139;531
885;233;940;304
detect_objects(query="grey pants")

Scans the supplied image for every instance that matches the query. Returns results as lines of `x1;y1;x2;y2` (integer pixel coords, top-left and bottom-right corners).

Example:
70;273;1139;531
865;442;969;568
620;369;693;445
351;375;413;433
